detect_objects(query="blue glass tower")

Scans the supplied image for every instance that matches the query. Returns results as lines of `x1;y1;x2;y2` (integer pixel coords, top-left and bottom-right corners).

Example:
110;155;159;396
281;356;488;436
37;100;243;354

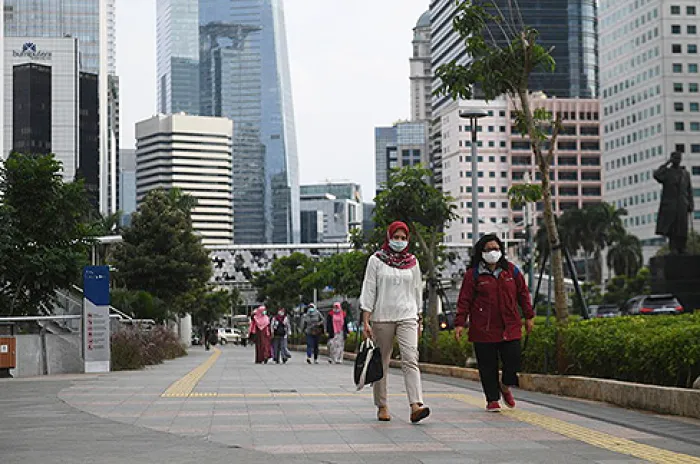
198;0;300;244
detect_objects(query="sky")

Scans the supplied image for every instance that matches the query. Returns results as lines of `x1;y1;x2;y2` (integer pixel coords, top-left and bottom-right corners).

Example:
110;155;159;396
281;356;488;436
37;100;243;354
116;0;430;201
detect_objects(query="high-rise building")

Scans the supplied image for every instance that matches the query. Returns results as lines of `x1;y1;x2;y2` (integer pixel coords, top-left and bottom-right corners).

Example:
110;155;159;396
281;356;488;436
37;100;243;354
4;0;119;214
410;10;432;122
440;96;602;244
156;0;200;115
156;0;300;244
599;0;700;259
135;114;234;246
429;0;599;188
4;38;79;179
375;121;429;195
299;182;363;244
119;148;136;227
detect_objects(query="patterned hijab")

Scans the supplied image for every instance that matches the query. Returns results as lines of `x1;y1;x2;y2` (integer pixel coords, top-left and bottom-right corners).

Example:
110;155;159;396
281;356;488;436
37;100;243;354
374;221;417;270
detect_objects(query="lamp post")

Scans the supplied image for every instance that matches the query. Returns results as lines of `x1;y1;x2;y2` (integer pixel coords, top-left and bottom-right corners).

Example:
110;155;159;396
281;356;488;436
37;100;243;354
459;108;489;246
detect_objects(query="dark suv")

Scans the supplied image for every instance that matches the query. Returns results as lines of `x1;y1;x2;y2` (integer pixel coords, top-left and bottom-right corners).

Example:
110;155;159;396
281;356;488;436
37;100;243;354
621;295;684;315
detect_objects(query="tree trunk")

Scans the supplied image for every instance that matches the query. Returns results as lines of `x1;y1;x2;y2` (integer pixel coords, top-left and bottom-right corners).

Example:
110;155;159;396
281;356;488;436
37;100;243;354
517;89;569;374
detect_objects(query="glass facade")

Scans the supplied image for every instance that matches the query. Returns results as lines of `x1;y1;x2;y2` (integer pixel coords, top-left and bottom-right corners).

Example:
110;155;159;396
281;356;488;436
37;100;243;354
481;0;598;99
12;63;52;155
375;122;428;194
156;0;200;114
197;0;300;244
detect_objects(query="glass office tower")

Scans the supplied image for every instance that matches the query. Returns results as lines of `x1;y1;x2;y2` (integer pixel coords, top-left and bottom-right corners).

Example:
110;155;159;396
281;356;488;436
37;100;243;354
4;0;120;214
198;0;300;244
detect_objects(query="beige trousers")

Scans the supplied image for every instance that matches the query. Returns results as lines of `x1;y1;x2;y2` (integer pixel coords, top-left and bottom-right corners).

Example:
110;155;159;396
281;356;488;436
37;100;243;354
372;320;424;407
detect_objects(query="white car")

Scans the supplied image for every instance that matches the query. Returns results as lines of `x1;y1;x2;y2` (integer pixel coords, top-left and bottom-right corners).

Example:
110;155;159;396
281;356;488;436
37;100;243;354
217;327;242;345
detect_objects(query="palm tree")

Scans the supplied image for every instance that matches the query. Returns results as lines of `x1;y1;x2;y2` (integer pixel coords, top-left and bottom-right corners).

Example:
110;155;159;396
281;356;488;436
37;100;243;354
586;204;627;284
607;233;643;278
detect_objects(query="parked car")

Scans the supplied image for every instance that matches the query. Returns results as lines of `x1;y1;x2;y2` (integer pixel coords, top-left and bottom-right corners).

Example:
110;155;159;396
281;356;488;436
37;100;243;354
595;304;620;318
621;294;684;316
217;327;243;344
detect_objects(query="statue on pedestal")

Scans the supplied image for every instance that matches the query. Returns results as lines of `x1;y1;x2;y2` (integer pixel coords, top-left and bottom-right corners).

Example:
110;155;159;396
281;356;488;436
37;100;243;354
653;151;694;254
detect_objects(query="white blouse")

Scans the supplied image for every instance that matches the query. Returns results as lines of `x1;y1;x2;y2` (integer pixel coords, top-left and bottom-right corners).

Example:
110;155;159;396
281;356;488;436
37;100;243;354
359;254;422;322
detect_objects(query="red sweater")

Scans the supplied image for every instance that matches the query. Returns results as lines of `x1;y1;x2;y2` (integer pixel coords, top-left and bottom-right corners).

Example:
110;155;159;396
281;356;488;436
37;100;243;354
455;263;534;343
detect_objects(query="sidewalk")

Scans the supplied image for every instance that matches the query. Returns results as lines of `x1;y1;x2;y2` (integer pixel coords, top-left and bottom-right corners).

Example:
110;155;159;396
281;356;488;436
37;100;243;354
46;345;700;464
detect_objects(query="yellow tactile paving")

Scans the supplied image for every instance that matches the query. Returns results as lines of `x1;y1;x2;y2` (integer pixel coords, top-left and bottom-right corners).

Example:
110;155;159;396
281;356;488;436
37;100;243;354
161;348;221;397
450;393;700;464
160;351;699;463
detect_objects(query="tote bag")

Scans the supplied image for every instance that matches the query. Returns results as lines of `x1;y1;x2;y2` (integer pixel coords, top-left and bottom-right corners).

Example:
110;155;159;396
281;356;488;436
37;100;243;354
353;339;384;391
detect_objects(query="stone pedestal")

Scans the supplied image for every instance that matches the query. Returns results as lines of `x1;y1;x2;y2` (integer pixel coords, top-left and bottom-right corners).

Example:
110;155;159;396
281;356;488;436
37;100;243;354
649;254;700;313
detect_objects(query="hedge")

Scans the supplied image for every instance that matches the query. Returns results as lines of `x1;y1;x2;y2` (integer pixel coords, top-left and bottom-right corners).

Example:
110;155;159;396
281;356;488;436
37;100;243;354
111;326;187;371
340;313;700;388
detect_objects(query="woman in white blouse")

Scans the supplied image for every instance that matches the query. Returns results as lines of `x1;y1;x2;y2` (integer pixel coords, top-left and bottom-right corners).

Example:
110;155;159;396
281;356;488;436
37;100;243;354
359;221;430;423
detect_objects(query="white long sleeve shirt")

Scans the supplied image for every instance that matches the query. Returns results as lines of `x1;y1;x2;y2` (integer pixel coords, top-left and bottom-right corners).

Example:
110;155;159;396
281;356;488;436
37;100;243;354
359;254;422;322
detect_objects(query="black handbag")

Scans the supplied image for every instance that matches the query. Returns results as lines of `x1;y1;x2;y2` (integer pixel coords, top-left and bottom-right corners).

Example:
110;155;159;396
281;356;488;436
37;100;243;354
353;339;384;391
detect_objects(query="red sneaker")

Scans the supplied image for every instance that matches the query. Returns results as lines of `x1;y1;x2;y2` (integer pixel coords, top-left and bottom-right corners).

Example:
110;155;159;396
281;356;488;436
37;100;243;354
486;401;501;412
502;389;516;408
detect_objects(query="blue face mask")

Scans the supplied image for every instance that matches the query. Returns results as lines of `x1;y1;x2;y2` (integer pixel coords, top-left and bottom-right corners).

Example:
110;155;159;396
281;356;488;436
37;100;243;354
389;240;408;252
308;307;315;313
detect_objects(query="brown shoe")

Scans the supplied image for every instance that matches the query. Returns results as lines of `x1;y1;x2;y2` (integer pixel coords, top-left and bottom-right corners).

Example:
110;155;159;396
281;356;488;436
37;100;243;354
377;406;391;421
410;405;431;423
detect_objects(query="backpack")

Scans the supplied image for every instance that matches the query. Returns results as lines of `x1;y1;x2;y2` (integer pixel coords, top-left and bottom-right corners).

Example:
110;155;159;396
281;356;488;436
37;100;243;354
274;319;287;337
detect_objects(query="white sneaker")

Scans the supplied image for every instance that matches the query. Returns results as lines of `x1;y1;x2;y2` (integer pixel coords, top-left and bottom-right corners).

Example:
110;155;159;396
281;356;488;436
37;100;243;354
314;359;319;364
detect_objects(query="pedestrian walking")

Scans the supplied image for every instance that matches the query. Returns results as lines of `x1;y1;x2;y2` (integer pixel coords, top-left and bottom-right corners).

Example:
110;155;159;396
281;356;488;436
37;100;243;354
455;234;535;412
326;302;348;364
359;221;430;423
249;306;272;364
271;308;292;364
302;304;324;364
203;325;211;351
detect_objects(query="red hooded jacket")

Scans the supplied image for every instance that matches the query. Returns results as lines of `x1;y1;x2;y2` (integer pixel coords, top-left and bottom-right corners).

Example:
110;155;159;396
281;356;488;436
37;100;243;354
455;262;534;343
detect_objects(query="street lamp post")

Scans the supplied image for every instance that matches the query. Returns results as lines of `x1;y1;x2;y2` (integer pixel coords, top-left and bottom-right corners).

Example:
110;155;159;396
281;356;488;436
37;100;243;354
459;109;489;246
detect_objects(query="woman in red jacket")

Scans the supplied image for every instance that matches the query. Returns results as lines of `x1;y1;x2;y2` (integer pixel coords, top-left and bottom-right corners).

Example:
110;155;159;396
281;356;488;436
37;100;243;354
455;234;535;412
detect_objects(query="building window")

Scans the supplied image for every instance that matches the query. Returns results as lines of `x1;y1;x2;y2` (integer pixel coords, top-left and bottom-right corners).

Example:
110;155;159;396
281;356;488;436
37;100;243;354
692;83;699;92
672;24;681;34
675;122;685;131
674;83;684;92
673;44;682;53
673;63;683;73
671;5;681;14
690;64;699;73
675;102;684;111
691;122;700;131
689;25;698;34
690;44;698;54
691;102;700;112
688;5;697;15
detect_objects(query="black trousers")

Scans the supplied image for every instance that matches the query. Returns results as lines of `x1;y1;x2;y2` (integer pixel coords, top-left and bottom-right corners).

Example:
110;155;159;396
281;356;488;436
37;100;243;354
473;340;521;402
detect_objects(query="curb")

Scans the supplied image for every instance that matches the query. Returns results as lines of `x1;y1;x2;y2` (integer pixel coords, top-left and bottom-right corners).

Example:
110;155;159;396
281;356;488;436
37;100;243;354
289;344;700;420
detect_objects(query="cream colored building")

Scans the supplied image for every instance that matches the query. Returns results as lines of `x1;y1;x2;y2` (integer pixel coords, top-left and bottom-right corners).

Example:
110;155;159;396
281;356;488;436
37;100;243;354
135;113;234;245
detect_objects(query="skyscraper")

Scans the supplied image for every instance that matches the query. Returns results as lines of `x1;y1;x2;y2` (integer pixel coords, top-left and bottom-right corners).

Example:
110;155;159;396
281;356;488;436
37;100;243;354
375;121;429;195
599;1;700;259
410;10;432;122
429;0;599;188
157;0;300;244
4;0;119;214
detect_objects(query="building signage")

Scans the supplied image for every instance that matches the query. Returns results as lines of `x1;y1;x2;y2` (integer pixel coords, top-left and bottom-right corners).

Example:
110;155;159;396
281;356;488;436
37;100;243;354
83;266;111;373
12;42;52;61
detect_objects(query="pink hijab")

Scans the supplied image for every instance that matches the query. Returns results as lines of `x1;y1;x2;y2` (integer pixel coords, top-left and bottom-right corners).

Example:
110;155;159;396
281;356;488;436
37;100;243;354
252;306;270;330
331;302;344;335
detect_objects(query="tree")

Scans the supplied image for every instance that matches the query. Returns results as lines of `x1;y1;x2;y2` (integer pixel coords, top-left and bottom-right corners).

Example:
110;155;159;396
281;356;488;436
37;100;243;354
111;289;168;321
607;232;644;278
435;1;572;369
190;289;238;326
373;165;458;344
0;153;93;316
251;252;315;310
305;251;368;300
602;267;651;308
112;188;211;318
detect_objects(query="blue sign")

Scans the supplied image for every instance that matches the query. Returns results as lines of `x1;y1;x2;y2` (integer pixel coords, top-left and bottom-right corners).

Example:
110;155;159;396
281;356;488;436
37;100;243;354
83;266;110;306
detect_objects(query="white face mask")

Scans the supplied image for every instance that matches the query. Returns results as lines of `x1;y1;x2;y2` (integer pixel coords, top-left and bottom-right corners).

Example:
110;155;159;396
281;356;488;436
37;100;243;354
278;311;284;316
482;250;502;264
389;240;408;252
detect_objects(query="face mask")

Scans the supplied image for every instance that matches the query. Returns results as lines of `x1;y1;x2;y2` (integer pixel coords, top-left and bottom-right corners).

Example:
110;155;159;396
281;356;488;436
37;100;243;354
278;311;284;316
482;250;502;264
262;310;267;316
308;307;315;313
389;240;408;252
